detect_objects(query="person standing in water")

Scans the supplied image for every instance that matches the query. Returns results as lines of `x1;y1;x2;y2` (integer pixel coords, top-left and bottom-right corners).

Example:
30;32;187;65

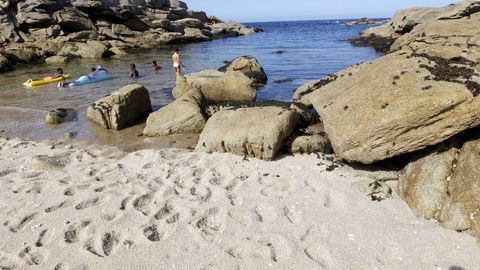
130;63;139;78
172;48;181;76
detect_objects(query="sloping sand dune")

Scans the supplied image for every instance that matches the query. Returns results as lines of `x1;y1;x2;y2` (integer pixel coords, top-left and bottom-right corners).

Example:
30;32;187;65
0;138;478;269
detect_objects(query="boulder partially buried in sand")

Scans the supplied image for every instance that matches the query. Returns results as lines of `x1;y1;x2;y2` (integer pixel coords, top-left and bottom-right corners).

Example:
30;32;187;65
87;84;152;130
399;135;480;240
173;70;256;104
143;90;206;136
196;106;299;160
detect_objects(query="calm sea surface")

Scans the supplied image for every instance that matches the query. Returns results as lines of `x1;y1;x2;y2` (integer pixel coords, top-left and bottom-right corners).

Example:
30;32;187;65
0;20;382;149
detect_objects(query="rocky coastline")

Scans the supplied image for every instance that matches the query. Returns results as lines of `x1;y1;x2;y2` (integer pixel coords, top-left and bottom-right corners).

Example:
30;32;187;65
0;0;261;73
297;0;480;241
37;0;480;243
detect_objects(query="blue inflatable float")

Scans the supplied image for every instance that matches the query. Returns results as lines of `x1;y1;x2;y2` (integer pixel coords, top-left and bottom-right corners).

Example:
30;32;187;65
69;67;109;87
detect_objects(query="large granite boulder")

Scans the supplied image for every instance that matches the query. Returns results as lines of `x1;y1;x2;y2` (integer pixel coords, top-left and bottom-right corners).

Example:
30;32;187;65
87;84;152;130
399;135;480;240
143;90;206;136
296;51;480;164
173;70;256;104
196;106;300;160
218;56;268;85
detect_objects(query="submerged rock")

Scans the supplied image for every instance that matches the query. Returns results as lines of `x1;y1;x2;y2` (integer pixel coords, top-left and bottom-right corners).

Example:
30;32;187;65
87;84;152;130
45;108;76;125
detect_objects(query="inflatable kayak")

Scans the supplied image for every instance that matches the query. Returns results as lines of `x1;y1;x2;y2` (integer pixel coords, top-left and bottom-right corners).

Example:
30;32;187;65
23;74;73;87
68;70;108;87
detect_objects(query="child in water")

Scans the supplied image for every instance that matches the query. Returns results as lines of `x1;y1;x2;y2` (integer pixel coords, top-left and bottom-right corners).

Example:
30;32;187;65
152;60;161;72
130;63;139;78
55;68;66;87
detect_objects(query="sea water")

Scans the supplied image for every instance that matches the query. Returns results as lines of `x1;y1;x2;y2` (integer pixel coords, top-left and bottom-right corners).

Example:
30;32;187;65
0;20;382;149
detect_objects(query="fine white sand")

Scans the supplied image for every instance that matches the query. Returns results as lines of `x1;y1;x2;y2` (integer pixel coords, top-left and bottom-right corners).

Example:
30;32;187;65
0;137;479;270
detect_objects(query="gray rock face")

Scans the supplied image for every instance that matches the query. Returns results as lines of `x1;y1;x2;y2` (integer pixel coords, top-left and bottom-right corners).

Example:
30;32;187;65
173;70;256;104
87;84;152;130
143;90;206;136
218;56;268;85
196;107;300;160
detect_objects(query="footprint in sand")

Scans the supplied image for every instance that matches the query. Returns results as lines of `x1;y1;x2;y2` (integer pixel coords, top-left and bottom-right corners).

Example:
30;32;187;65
143;223;174;242
54;263;68;270
304;243;334;269
133;193;155;215
35;229;50;247
324;190;347;209
18;246;47;266
75;195;107;210
82;232;121;257
64;220;91;243
10;212;38;232
120;196;132;210
45;199;76;213
194;208;226;242
0;169;16;178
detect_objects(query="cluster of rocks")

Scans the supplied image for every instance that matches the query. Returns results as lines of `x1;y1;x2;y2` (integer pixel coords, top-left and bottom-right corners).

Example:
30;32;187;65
342;17;387;27
296;0;480;241
83;56;331;161
0;0;262;72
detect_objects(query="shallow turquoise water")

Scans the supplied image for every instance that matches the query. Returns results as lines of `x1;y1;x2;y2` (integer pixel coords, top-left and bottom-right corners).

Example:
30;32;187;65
0;20;381;148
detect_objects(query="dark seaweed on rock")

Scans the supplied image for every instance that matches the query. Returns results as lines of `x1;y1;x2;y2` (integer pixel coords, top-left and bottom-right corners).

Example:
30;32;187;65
415;53;480;96
296;75;338;99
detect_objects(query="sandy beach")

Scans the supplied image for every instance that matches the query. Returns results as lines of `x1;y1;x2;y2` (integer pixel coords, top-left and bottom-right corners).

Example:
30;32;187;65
0;137;479;269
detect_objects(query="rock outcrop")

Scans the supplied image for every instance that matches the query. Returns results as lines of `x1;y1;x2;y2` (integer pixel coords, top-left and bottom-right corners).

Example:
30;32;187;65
296;0;480;164
0;0;261;72
173;70;256;104
196;106;299;160
87;84;152;130
351;0;480;53
295;0;480;242
218;56;268;85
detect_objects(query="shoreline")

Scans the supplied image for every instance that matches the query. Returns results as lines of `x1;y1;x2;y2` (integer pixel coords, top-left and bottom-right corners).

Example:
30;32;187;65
1;137;479;269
